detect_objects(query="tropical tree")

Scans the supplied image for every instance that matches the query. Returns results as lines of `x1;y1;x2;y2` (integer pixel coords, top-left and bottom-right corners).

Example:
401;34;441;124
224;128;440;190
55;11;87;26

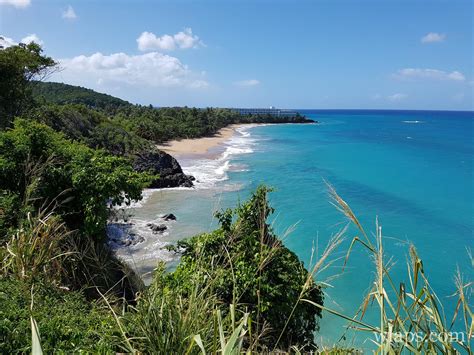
0;42;56;128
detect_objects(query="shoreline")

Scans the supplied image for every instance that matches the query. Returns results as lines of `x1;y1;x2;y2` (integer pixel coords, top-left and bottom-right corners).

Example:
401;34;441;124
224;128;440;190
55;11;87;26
114;121;306;278
156;124;247;159
111;124;260;282
156;121;315;160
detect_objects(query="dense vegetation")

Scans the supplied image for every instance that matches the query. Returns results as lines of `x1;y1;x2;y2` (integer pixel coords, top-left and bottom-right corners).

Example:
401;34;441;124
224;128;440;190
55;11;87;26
121;187;324;353
0;43;55;129
0;43;326;353
31;81;313;150
32;81;132;111
171;187;323;349
0;277;119;353
0;119;149;239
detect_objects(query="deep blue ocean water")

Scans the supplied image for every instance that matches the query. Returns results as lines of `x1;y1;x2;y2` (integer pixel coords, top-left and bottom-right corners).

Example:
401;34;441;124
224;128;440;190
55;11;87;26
114;110;473;348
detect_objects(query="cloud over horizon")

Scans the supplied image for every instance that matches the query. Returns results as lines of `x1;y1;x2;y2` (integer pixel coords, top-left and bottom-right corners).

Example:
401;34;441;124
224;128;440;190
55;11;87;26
387;93;407;102
394;68;465;82
0;0;30;8
137;28;203;51
56;51;209;90
234;79;260;87
372;93;408;102
421;32;446;43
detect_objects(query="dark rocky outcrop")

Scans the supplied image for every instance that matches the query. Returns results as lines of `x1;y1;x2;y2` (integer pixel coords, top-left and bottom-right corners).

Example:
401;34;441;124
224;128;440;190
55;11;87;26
147;223;168;234
134;150;194;188
109;230;145;247
162;213;176;221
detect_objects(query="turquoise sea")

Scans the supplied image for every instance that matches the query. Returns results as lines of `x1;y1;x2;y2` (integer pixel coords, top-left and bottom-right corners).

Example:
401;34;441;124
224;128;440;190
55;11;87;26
110;110;473;348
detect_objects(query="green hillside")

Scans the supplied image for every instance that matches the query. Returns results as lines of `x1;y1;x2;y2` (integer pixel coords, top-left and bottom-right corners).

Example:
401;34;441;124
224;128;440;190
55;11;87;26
32;81;131;110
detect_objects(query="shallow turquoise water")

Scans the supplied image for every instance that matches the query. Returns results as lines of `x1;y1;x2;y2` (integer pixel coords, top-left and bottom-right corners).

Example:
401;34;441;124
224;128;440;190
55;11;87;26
222;110;473;347
116;110;473;348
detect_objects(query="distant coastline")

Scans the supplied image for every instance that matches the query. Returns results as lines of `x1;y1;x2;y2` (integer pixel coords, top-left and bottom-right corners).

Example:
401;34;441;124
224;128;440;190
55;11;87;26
156;121;316;160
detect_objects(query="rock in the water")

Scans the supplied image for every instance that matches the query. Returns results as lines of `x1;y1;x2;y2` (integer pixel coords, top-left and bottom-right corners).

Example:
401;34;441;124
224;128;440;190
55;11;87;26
148;223;168;233
162;213;176;221
134;150;194;188
109;231;145;247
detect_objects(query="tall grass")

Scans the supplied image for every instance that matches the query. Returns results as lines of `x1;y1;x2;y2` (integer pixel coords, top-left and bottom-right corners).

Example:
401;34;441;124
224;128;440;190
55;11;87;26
99;262;252;354
4;183;471;354
304;185;473;354
1;210;72;282
65;235;144;300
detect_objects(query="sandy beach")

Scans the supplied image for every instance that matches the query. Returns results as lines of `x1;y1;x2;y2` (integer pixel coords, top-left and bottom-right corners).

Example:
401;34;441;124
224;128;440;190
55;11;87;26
156;124;245;158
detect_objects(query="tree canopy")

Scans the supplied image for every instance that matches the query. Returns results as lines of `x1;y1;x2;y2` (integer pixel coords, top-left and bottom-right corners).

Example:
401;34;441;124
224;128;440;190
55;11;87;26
0;42;56;128
0;118;150;239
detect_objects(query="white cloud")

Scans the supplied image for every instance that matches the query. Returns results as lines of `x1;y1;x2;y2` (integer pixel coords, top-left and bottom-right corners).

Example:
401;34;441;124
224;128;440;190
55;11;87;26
0;33;43;48
372;93;408;102
137;28;203;51
394;68;465;82
188;80;209;89
0;0;30;8
421;32;446;43
20;33;43;45
57;51;208;89
0;35;17;48
387;93;407;102
234;79;260;87
62;5;77;20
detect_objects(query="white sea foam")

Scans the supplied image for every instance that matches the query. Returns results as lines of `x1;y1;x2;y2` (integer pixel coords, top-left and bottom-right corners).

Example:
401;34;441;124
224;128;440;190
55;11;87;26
107;125;259;272
126;188;156;208
117;185;196;210
181;125;258;189
228;162;249;172
402;120;424;124
108;215;176;265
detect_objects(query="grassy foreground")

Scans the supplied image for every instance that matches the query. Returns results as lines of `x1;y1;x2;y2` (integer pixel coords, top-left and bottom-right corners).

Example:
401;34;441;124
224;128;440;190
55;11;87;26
1;185;472;354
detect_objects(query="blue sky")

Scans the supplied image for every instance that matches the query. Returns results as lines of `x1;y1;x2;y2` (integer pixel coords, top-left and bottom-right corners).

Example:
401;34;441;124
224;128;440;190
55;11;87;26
1;0;472;110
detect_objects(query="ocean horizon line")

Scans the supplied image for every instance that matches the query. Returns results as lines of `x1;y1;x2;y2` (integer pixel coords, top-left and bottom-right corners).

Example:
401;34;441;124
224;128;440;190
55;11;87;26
149;105;474;113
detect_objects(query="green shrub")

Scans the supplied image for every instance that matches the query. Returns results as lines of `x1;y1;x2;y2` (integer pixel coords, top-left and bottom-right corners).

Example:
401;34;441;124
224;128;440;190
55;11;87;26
0;277;119;354
0;118;150;240
170;186;324;351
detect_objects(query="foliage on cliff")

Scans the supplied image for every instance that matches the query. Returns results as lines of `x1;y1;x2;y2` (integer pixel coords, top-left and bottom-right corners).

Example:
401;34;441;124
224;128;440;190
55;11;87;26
168;186;324;350
0;119;150;240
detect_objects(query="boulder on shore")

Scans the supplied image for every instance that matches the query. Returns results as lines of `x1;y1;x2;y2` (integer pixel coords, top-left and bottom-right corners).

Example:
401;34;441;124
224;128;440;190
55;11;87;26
134;150;194;188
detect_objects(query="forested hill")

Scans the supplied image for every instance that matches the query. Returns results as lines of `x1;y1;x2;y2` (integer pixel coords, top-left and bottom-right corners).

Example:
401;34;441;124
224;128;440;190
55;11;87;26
30;81;314;149
32;81;132;110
